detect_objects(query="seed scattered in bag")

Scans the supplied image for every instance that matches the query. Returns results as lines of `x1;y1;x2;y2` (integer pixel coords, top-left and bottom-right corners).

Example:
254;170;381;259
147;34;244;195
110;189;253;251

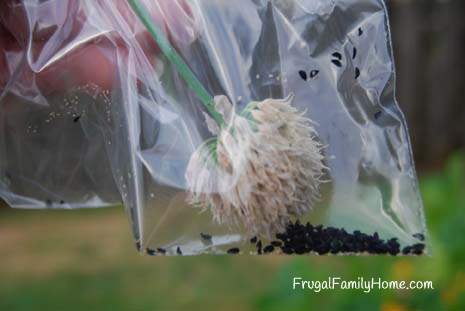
331;59;342;67
227;248;240;254
332;52;343;60
200;233;212;241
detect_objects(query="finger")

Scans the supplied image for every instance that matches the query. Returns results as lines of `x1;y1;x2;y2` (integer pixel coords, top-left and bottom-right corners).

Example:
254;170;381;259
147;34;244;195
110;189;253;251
0;0;83;46
2;0;198;96
35;38;121;95
0;21;21;93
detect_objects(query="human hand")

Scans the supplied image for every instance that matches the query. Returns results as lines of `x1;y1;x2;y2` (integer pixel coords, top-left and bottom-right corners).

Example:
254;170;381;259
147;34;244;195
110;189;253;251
0;0;197;96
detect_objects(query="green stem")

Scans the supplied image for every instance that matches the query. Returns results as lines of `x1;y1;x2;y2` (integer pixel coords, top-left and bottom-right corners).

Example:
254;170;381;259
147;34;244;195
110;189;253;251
128;0;225;127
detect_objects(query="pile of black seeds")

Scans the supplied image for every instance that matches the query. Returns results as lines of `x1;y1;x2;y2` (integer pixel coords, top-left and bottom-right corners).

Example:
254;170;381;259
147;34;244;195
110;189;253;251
144;221;425;256
259;221;426;256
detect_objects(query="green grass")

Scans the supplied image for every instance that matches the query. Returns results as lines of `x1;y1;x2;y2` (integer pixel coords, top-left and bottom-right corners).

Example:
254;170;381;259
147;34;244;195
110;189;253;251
0;152;464;311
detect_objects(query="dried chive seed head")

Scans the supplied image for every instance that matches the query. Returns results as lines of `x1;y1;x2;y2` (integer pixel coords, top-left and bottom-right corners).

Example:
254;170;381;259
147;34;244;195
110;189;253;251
186;95;327;237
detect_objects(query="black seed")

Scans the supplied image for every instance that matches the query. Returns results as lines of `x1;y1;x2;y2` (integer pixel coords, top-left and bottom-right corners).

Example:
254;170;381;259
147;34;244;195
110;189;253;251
256;240;262;254
411;243;425;255
135;241;141;251
45;199;52;206
227;247;240;254
413;233;425;241
330;240;343;254
316;244;330;255
331;59;342;67
146;248;156;256
73;115;81;123
59;200;65;204
298;70;308;81
271;241;282;247
281;246;293;255
352;47;357;59
402;246;412;255
200;233;212;241
274;221;415;256
332;52;342;60
263;245;275;254
309;70;319;79
250;236;257;244
156;247;166;254
374;111;382;119
355;67;360;79
358;27;363;36
176;246;182;255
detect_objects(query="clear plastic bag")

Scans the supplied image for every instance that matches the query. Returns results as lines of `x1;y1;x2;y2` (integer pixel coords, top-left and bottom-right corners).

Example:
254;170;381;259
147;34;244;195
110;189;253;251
0;0;428;255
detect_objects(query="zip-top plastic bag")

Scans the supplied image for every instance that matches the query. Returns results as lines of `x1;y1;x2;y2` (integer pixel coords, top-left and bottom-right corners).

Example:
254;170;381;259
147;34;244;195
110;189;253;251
0;0;428;256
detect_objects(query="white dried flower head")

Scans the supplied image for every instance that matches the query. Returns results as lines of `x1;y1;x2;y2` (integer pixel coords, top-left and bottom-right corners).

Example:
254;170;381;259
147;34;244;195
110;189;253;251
185;94;326;237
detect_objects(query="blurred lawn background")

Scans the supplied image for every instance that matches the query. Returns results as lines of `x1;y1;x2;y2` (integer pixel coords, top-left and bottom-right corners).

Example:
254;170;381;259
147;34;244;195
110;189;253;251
0;151;463;311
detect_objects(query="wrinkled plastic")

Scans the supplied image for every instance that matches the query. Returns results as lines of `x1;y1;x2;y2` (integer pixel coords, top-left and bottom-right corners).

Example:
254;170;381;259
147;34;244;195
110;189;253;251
0;0;428;255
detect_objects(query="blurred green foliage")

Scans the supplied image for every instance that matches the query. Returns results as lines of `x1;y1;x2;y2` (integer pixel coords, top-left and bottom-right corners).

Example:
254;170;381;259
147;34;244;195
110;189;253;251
257;154;465;311
0;152;464;311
